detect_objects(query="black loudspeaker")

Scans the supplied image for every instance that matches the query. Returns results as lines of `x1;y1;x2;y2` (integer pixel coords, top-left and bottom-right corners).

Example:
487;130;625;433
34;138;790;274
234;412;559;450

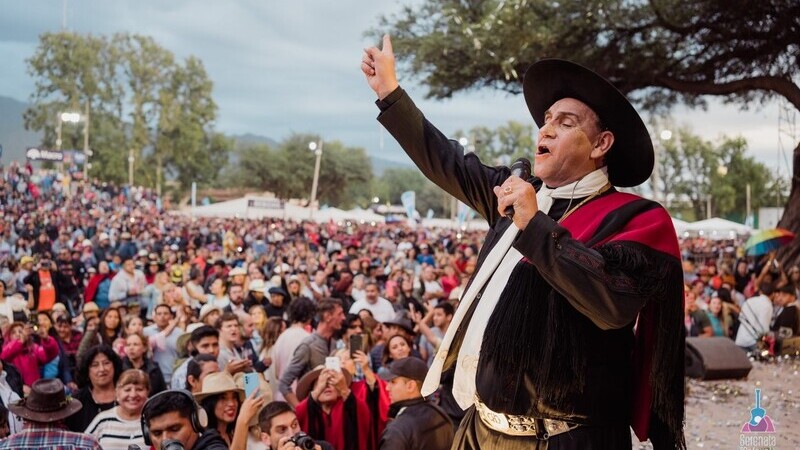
685;337;753;380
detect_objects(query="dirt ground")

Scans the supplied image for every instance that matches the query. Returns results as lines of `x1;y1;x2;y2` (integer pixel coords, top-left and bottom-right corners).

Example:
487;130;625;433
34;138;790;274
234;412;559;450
632;358;800;449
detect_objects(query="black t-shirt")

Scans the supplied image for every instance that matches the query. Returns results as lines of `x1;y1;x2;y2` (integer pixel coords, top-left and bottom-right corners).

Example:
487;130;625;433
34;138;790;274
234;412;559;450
772;305;799;336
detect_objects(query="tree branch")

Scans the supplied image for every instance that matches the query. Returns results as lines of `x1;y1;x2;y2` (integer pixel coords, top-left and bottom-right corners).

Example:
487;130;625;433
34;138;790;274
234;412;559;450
655;75;800;112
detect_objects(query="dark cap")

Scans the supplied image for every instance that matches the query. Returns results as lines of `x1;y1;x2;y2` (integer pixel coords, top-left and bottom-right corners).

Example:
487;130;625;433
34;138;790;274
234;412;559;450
378;357;428;382
777;284;797;296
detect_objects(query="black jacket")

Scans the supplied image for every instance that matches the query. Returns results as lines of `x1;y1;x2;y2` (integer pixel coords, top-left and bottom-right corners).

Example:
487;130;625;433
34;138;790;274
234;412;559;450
122;356;167;395
192;428;229;450
379;398;453;450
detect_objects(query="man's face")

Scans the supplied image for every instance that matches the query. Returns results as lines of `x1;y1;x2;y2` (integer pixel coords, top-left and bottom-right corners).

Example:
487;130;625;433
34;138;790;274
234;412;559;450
261;411;301;450
324;306;345;331
123;259;135;274
220;319;240;343
154;306;173;328
432;308;452;329
270;293;285;307
534;97;610;187
229;286;244;304
385;376;416;404
147;411;199;450
241;316;255;339
195;336;220;358
422;266;435;281
365;284;379;302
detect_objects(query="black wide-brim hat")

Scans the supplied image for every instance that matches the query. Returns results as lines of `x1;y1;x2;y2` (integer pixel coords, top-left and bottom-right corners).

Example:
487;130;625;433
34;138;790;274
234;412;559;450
523;59;654;187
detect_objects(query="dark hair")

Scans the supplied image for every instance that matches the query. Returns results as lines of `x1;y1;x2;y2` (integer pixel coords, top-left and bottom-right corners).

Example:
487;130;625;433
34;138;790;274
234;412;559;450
153;303;174;316
190;325;219;345
186;354;218;390
759;282;775;296
98;308;122;345
317;298;343;317
382;334;413;366
434;302;455;317
288;297;316;324
142;391;197;428
214;312;240;330
0;280;6;291
200;393;239;437
258;401;294;433
77;344;123;389
334;314;362;340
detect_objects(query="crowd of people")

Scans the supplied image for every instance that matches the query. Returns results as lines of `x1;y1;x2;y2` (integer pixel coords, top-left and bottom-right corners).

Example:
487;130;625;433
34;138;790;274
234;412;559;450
1;159;798;450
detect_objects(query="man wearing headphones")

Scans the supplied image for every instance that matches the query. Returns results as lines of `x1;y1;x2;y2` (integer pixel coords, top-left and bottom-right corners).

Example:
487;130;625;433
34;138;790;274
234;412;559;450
141;390;227;450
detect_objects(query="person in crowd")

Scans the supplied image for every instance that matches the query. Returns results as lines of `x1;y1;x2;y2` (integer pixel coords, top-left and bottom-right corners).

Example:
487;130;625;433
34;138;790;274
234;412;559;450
143;303;183;385
121;332;166;395
418;266;446;304
378;357;453;450
216;312;253;375
259;317;284;366
685;290;712;337
186;354;221;393
1;378;101;449
245;279;268;310
416;301;454;363
0;359;24;436
183;266;207;308
226;283;248;315
108;256;146;307
236;311;270;374
370;313;416;371
280;299;345;406
271;297;316;401
173;325;221;389
736;282;775;352
771;284;799;337
258;401;334;450
55;314;83;369
141;389;228;450
707;294;734;338
1;321;58;390
266;287;289;319
142;270;169;320
207;277;230;309
77;306;122;361
144;259;161;284
200;302;224;327
85;369;149;450
22;254;62;313
310;269;331;301
36;310;74;386
349;282;395;323
0;280;27;324
84;261;114;310
66;344;123;432
249;304;269;353
381;335;413;367
114;314;144;356
195;371;245;448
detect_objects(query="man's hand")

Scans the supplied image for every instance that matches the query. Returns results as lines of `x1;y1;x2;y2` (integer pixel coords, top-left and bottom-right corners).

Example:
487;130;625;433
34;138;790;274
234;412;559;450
225;358;252;375
493;176;539;230
362;34;399;100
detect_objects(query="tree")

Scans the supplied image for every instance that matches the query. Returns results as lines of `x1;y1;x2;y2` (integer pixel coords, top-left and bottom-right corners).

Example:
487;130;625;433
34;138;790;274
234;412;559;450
454;121;536;165
374;0;800;264
373;167;449;217
24;31;228;194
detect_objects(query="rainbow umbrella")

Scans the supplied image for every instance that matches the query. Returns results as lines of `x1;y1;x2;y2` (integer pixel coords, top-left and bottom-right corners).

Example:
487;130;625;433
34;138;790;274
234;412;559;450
744;228;796;256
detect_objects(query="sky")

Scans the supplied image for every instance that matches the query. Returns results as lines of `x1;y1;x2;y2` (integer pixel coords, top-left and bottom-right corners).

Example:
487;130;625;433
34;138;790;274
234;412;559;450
0;0;793;178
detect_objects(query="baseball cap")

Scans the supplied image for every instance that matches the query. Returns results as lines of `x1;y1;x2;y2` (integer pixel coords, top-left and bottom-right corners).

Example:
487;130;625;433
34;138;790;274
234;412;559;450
378;357;428;382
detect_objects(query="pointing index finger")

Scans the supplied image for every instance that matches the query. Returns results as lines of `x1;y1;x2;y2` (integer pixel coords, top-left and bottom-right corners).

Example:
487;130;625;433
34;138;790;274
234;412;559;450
382;34;393;54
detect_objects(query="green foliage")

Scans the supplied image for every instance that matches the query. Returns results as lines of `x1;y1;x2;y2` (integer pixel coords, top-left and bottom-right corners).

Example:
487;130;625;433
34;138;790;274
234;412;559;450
655;127;778;221
454;120;535;165
24;31;229;192
231;134;373;210
372;167;449;217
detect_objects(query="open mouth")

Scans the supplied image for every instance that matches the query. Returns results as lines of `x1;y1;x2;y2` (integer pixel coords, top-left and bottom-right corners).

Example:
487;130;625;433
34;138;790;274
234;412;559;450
536;145;550;155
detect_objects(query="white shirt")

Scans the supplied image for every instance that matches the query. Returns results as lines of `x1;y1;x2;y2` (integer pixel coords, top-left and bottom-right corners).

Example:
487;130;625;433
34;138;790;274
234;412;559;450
0;371;22;435
735;295;773;347
85;407;146;450
349;297;396;322
270;325;311;401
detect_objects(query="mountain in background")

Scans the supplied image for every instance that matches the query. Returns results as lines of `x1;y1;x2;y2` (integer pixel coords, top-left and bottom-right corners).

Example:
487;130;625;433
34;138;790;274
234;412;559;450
0;96;411;176
0;95;42;164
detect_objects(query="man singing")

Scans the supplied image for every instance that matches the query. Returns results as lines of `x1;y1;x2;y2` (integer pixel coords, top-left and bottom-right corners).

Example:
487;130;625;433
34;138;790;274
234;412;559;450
362;36;685;449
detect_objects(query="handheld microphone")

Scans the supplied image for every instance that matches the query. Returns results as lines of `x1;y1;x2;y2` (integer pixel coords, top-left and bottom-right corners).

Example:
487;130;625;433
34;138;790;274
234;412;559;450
504;158;532;220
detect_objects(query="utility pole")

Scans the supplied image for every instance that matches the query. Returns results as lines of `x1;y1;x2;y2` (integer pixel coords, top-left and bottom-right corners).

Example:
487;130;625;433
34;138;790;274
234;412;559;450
128;148;135;186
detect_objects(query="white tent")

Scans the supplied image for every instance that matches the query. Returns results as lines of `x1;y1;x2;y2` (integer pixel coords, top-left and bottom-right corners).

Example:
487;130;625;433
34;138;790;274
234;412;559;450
684;217;752;239
187;196;386;223
671;218;689;235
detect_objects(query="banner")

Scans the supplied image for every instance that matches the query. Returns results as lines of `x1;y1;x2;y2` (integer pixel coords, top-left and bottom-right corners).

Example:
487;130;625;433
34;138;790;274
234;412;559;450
400;191;416;219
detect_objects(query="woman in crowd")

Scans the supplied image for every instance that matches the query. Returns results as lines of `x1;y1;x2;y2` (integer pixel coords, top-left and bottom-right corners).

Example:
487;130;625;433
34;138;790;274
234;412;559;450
0;359;24;436
36;311;74;386
142;270;168;320
145;259;161;284
84;261;114;309
207;277;230;309
381;334;412;368
707;295;734;338
186;353;220;393
396;275;424;314
77;306;122;361
85;369;149;450
121;332;166;395
113;314;144;357
0;321;58;390
0;280;27;324
196;371;245;448
259;316;284;365
66;344;123;432
249;305;268;353
439;264;459;298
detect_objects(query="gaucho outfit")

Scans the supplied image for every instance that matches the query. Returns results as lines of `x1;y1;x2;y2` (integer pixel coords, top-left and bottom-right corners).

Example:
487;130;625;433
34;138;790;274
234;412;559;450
374;75;685;448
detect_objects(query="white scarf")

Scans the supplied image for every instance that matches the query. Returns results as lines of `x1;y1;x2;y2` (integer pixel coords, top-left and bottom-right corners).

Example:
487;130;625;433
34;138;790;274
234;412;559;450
421;168;610;409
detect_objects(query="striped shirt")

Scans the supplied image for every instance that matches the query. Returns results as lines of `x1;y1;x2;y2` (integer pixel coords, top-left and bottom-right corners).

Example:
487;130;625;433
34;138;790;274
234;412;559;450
0;424;102;449
85;407;146;450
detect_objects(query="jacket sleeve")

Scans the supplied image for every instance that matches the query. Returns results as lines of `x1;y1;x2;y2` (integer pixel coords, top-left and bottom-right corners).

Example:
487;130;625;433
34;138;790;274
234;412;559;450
1;340;23;360
377;88;510;226
513;211;656;330
378;426;408;450
36;336;60;364
278;342;310;396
